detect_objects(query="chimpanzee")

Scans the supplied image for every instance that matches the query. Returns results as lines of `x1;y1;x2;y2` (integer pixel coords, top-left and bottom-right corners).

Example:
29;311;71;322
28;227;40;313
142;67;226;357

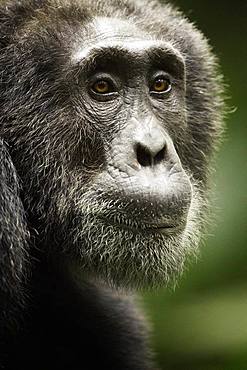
0;0;224;369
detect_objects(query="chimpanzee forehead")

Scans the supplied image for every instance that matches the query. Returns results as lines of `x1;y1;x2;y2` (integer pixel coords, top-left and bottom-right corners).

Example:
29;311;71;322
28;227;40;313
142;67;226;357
92;17;150;41
72;16;177;63
79;16;154;50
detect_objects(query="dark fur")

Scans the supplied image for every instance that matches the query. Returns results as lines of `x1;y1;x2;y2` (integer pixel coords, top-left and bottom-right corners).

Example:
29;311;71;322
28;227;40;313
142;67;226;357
0;0;224;369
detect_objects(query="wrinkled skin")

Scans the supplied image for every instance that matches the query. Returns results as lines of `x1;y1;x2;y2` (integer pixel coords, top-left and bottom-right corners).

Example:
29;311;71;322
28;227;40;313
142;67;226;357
0;0;224;369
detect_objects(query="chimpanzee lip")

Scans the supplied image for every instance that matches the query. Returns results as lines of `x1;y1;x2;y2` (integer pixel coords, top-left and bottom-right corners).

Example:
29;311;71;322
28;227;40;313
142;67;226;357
144;222;186;234
97;215;186;235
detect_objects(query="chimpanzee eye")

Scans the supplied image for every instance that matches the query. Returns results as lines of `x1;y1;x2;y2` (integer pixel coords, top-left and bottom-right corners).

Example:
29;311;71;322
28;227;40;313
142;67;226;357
150;76;171;94
92;80;112;94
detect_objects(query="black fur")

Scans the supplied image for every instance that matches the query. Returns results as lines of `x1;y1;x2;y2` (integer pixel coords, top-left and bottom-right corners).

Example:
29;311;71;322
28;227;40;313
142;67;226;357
0;0;224;369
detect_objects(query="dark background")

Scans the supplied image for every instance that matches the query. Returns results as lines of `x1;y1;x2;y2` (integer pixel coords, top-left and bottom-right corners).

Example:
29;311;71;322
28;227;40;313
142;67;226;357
142;1;247;369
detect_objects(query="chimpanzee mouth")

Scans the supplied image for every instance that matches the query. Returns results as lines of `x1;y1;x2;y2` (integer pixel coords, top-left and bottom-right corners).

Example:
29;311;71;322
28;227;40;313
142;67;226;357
144;223;186;234
97;215;186;235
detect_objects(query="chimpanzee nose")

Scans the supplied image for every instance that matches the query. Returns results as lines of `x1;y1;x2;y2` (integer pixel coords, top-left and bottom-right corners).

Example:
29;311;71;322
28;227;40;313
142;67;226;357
135;128;167;167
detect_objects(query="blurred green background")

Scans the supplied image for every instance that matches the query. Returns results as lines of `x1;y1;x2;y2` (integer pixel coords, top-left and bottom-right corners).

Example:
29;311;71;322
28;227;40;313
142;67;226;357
142;1;247;369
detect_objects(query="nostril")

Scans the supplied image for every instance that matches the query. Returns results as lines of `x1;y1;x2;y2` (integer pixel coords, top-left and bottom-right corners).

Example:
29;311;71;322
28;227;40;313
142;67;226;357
154;147;166;165
136;144;152;167
135;143;166;167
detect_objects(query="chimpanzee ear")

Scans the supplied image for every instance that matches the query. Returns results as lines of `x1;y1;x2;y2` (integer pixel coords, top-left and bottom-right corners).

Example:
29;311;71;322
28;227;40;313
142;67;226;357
0;139;30;327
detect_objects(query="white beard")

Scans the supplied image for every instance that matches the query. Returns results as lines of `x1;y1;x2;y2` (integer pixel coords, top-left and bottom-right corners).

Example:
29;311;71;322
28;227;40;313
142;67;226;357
65;178;203;289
